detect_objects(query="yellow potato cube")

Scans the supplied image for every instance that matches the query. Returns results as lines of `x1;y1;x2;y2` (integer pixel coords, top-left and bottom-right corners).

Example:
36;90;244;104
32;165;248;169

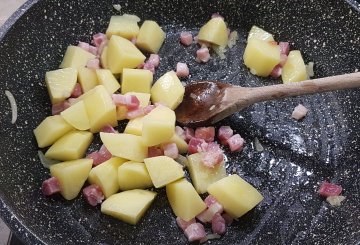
207;174;264;218
118;161;153;190
150;71;185;110
144;156;184;188
50;158;93;200
141;105;176;146
126;92;151;107
282;50;307;83
107;35;146;74
60;101;90;130
88;157;127;198
95;69;121;94
45;67;78;104
187;153;226;194
106;15;140;39
243;39;281;77
198;17;228;46
33;115;74;148
59;45;96;69
45;131;93;161
116;105;128;121
100;133;148;162
100;46;108;69
101;189;156;225
166;133;188;154
166;178;207;221
82;85;117;133
78;67;99;92
121;68;153;94
247;25;274;42
124;116;144;136
136;20;165;54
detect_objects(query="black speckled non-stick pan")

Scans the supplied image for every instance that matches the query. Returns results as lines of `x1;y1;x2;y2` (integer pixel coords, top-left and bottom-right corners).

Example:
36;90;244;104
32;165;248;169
0;0;359;244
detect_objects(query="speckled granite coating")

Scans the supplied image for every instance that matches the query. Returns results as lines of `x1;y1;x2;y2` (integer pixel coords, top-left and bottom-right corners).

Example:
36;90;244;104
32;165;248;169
0;0;359;244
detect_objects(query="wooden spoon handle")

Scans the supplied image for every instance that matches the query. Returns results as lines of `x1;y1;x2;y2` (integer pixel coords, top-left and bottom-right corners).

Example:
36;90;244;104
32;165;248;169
239;72;360;104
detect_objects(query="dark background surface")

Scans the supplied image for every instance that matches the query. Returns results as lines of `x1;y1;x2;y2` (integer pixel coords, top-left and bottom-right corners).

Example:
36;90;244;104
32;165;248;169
0;0;359;244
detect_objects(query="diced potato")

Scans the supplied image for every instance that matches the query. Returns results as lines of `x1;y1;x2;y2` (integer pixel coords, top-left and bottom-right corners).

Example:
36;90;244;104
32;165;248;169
107;35;146;74
124;116;144;136
33;115;74;148
166;178;207;221
126;92;151;107
198;17;228;46
187;153;226;194
118;161;153;190
100;46;108;69
101;189;156;225
106;15;140;39
81;85;117;133
88;157;127;198
136;20;165;53
45;131;93;161
121;68;153;94
207;174;264;218
282;50;307;83
247;25;274;42
50;158;93;200
166;133;188;154
78;67;99;92
144;156;184;188
243;39;280;77
60;101;90;130
59;45;96;69
116;105;128;121
150;71;185;110
45;67;78;104
95;69;121;94
100;133;148;162
141;105;175;146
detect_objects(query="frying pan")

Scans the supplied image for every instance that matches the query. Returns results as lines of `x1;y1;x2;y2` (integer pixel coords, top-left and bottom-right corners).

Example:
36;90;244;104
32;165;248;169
0;0;359;244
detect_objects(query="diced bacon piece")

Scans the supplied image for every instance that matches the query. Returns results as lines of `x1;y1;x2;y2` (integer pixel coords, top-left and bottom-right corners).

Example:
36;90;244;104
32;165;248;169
83;184;104;206
42;177;60;196
100;124;118;133
86;151;103;166
279;53;288;67
196;202;224;223
195;127;215;142
222;213;233;225
99;144;112;160
92;33;107;47
218;126;233;145
112;94;140;110
143;105;155;114
86;58;100;69
148;54;160;68
184;127;195;142
163;143;179;159
176;62;190;78
279;42;290;55
148;146;164;157
131;37;137;44
211;213;226;235
227;134;245;152
180;32;193;46
176;217;196;231
268;41;278;46
137;62;145;69
175;126;186;140
88;45;98;56
291;104;309;120
188;138;207;154
318;181;343;197
112;94;127;105
143;61;155;74
196;47;210;63
270;65;282;78
78;41;90;51
211;13;224;19
184;223;206;242
204;195;219;207
126;107;145;119
201;142;224;167
51;100;71;115
70;83;83;98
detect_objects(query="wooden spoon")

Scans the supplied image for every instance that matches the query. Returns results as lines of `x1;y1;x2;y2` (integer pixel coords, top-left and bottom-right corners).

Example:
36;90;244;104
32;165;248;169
175;72;360;127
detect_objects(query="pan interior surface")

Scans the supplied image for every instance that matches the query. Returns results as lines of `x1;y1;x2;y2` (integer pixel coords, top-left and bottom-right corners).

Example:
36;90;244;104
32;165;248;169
0;0;359;244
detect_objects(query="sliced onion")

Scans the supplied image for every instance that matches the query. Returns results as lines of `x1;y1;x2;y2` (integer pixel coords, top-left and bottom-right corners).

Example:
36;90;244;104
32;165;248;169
113;4;121;11
200;233;221;243
306;62;314;78
38;151;60;169
175;155;188;168
5;90;17;124
213;45;227;60
254;137;264;152
227;31;239;48
326;195;346;206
